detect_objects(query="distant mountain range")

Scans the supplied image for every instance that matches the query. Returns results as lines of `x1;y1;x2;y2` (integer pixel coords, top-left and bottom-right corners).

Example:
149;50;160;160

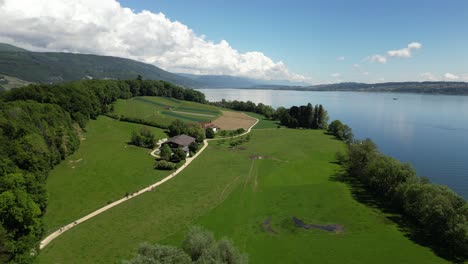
1;43;467;95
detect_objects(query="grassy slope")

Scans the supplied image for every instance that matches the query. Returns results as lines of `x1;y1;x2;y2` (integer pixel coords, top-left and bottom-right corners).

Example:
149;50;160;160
0;74;32;90
245;112;280;129
38;129;446;264
43;116;168;233
113;96;221;125
0;43;201;87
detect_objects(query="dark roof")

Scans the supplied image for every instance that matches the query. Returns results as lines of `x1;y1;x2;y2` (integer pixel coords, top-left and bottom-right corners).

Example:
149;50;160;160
166;134;195;147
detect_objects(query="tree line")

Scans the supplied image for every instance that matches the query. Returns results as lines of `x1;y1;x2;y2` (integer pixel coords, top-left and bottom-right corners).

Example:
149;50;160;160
0;79;205;263
210;100;329;130
334;131;467;261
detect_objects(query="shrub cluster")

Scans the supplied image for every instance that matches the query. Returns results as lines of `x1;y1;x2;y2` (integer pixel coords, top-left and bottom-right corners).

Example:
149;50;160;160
124;226;248;264
130;128;157;149
328;120;354;143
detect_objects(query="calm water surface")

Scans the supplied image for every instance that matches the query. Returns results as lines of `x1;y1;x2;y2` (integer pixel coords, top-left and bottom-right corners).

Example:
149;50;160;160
198;89;468;198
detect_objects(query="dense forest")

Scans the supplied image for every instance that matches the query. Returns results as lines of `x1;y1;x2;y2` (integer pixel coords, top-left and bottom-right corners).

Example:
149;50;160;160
331;130;467;261
0;79;204;263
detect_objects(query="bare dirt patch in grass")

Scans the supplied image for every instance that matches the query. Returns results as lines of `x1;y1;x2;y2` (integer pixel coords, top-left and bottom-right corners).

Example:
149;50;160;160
293;217;344;233
212;111;257;130
262;217;278;234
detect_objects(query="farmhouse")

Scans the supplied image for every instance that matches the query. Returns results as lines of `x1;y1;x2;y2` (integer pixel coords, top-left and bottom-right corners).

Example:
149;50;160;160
200;121;219;132
162;134;196;156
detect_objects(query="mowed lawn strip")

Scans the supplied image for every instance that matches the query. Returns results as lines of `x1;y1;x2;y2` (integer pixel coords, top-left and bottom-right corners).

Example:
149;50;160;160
43;116;168;233
39;129;446;264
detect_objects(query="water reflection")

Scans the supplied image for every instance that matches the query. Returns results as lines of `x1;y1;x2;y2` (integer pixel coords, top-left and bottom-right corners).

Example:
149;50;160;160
199;89;468;197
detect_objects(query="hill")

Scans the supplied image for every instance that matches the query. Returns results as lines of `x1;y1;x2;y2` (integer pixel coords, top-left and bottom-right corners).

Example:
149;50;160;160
179;73;311;88
251;82;468;95
0;74;32;91
0;43;202;87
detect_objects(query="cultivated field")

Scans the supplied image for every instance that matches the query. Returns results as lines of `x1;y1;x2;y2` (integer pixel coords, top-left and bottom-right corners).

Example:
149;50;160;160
212;110;258;130
113;96;221;126
38;129;446;264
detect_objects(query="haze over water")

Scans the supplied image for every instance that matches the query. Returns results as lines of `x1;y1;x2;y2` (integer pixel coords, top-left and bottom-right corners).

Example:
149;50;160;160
199;89;468;198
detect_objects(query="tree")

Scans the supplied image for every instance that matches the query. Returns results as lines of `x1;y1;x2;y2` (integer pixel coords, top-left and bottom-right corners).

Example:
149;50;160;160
189;142;199;154
205;128;215;139
130;128;157;148
168;119;188;137
160;144;172;161
172;148;187;163
317;105;329;129
187;124;205;142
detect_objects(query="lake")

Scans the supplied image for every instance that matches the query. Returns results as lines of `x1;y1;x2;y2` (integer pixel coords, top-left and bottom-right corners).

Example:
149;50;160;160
198;89;468;198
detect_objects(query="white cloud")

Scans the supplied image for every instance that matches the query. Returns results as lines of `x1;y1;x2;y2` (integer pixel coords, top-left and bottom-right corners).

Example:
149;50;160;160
420;72;437;81
387;42;422;58
337;56;345;61
444;72;459;80
352;64;360;69
368;42;422;64
330;73;341;78
370;54;387;64
362;71;369;76
0;0;306;81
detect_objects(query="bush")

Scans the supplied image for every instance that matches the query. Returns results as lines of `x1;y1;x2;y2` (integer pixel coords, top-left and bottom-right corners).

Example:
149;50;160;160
172;148;187;163
125;227;248;264
130;127;157;148
154;160;176;170
189;142;199;154
160;144;172;161
205;128;215;139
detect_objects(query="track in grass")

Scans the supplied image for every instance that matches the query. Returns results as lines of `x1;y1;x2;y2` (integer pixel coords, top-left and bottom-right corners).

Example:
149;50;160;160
39;128;447;264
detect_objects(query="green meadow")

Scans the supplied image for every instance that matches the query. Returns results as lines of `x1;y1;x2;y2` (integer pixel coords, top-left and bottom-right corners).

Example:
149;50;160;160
113;96;221;126
43;116;169;234
38;127;446;264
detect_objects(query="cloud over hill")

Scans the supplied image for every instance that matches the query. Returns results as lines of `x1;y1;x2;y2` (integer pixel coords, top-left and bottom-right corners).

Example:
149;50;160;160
0;0;305;81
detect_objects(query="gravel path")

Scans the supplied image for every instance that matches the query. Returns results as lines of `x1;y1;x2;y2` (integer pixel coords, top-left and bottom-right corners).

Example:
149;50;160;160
39;115;258;250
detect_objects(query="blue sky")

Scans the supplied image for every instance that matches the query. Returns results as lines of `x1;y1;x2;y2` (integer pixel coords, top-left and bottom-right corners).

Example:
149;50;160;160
119;0;468;83
2;0;467;83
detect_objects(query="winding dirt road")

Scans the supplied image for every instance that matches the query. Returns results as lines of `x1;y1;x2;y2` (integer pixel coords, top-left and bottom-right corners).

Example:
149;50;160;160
39;114;258;250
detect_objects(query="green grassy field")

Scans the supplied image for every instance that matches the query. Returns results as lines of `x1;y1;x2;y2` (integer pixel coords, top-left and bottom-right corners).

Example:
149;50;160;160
113;96;221;126
38;129;446;264
245;112;281;129
43;116;169;234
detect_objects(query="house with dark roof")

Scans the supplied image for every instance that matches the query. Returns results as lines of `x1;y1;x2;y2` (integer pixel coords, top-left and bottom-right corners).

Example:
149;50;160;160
162;134;196;156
